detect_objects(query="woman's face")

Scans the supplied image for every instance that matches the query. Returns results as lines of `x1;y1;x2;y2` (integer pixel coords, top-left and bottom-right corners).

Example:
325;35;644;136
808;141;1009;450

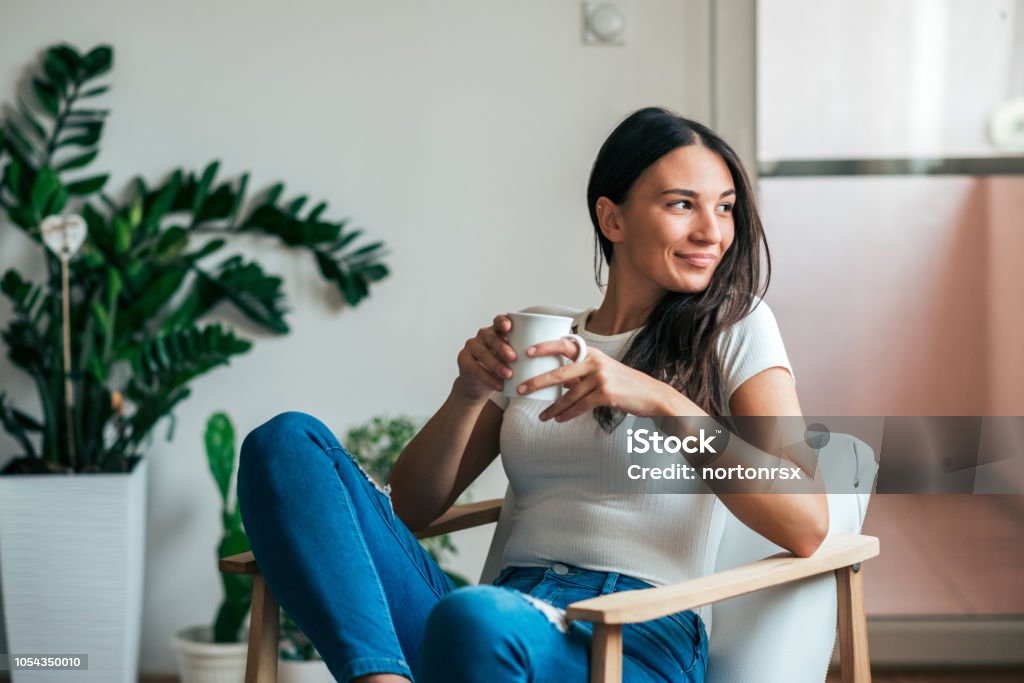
603;144;736;294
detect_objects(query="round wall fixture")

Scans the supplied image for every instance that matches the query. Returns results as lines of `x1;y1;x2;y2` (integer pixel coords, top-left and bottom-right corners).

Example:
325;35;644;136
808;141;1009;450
584;2;628;45
989;97;1024;150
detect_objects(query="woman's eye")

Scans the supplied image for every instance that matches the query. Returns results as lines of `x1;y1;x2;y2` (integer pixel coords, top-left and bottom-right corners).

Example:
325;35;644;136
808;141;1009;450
669;200;692;210
718;203;734;214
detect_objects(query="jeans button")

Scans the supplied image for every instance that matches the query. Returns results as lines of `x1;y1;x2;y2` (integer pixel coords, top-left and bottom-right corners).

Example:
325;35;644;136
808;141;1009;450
552;563;569;575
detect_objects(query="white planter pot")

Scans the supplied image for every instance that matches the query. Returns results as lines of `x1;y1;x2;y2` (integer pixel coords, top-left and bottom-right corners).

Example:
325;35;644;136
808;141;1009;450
172;625;248;683
279;658;335;683
0;457;148;683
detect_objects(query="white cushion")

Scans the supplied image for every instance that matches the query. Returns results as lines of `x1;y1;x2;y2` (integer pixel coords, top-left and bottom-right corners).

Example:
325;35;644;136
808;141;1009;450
706;433;877;683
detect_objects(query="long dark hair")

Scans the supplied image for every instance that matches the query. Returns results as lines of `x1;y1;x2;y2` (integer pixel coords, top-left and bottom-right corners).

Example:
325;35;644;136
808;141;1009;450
586;107;770;430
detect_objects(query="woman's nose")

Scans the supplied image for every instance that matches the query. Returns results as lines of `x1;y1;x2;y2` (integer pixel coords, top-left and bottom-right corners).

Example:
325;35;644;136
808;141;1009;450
691;208;724;244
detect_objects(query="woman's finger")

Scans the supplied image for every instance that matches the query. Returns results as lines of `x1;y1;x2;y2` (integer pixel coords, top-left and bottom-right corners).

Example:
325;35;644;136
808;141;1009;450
493;314;512;338
539;376;599;422
516;358;590;396
551;391;605;423
525;338;581;361
459;347;504;392
469;338;513;383
481;327;517;363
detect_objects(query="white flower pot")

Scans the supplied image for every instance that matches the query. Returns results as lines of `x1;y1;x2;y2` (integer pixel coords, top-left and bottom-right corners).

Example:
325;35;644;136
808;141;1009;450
0;457;148;683
279;658;335;683
172;625;248;683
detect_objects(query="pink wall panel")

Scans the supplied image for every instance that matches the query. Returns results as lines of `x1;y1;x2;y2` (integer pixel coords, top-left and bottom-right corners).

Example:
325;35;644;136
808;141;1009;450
757;177;990;416
986;177;1024;415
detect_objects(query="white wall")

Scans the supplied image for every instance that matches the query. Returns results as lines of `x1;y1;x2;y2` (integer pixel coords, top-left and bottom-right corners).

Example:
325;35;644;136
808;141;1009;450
758;0;1019;159
0;0;710;672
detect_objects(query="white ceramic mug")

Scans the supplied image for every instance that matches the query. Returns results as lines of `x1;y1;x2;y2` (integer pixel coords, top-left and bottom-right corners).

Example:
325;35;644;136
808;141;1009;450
502;312;587;402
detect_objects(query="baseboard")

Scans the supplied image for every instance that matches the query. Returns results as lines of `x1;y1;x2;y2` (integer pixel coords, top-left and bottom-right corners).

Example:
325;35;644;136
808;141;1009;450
830;615;1024;667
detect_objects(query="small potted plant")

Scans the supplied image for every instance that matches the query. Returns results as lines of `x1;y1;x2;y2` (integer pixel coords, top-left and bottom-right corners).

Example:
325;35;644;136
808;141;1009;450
172;412;250;682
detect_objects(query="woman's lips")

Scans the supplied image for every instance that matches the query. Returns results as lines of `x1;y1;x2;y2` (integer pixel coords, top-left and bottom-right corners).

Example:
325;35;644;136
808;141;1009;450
676;254;715;267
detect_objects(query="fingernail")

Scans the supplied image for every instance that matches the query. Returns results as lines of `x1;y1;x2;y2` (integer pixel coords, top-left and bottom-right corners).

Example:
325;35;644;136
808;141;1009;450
518;384;527;394
526;346;535;355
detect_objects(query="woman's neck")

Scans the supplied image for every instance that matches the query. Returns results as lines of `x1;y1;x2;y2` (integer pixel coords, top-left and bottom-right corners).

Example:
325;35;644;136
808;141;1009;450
588;269;664;335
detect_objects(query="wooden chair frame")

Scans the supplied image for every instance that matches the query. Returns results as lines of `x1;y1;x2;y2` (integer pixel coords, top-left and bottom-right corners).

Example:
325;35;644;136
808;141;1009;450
220;497;879;683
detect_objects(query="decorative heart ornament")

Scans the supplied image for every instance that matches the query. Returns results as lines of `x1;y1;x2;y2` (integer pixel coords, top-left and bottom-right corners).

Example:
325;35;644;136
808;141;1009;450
40;213;88;258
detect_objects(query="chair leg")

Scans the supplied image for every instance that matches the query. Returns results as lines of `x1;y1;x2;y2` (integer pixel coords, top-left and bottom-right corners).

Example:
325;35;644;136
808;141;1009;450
590;623;622;683
836;565;871;683
246;574;280;683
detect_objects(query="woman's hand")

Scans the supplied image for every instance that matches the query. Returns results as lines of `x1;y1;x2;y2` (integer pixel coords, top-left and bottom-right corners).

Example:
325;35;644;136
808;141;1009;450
454;314;517;402
516;340;700;421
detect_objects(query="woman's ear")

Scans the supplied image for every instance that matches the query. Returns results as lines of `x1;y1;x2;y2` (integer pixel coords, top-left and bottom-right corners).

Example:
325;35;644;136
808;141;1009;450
596;197;624;245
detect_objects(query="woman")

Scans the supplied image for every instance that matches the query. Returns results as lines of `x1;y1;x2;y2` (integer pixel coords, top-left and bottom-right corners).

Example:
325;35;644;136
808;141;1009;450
237;107;828;683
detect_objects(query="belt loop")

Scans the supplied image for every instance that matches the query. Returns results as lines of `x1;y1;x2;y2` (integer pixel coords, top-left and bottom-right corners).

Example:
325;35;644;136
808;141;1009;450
601;571;619;595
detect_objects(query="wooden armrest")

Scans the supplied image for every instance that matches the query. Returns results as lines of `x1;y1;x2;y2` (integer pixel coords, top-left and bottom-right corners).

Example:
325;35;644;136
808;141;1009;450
218;498;505;576
566;532;879;625
220;551;259;575
413;497;503;539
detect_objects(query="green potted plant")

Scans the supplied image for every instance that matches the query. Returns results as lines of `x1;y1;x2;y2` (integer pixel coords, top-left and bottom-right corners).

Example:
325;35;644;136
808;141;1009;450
0;43;389;683
195;413;470;682
173;413;250;682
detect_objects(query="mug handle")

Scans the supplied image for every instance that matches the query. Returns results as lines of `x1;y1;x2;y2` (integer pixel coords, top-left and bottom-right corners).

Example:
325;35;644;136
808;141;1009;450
561;334;588;363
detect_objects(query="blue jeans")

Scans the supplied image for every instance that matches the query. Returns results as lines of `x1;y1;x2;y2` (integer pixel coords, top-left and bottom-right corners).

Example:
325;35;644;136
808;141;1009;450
237;411;708;682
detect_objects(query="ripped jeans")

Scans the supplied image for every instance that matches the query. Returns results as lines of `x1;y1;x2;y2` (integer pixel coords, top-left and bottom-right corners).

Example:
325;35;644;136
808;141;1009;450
237;412;708;683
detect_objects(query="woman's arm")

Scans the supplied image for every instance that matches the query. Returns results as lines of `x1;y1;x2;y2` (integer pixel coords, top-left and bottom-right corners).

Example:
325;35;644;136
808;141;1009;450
658;366;829;557
387;314;516;532
388;382;503;532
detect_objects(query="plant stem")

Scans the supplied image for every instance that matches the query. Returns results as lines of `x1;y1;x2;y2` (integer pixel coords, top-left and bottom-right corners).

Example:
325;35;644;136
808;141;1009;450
103;277;117;362
45;254;61;464
43;82;79;167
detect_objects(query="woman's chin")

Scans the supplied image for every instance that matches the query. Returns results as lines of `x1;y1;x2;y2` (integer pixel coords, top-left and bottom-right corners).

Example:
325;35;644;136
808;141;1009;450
668;274;713;294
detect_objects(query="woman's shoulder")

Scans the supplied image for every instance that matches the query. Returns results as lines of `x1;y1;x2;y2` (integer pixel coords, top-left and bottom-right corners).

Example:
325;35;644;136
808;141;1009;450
715;294;796;401
714;291;775;326
723;294;779;334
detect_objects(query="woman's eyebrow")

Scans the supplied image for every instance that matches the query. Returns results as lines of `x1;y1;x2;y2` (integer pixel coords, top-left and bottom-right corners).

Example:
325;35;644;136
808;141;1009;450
660;188;736;198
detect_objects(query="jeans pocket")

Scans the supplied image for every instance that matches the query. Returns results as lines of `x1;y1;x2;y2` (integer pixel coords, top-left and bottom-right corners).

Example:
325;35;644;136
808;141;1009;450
663;609;700;647
628;613;702;678
493;568;545;594
492;566;516;585
546;573;603;591
670;611;707;679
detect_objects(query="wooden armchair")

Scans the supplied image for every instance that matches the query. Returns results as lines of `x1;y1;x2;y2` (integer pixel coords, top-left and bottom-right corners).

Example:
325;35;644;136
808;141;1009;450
220;496;878;683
